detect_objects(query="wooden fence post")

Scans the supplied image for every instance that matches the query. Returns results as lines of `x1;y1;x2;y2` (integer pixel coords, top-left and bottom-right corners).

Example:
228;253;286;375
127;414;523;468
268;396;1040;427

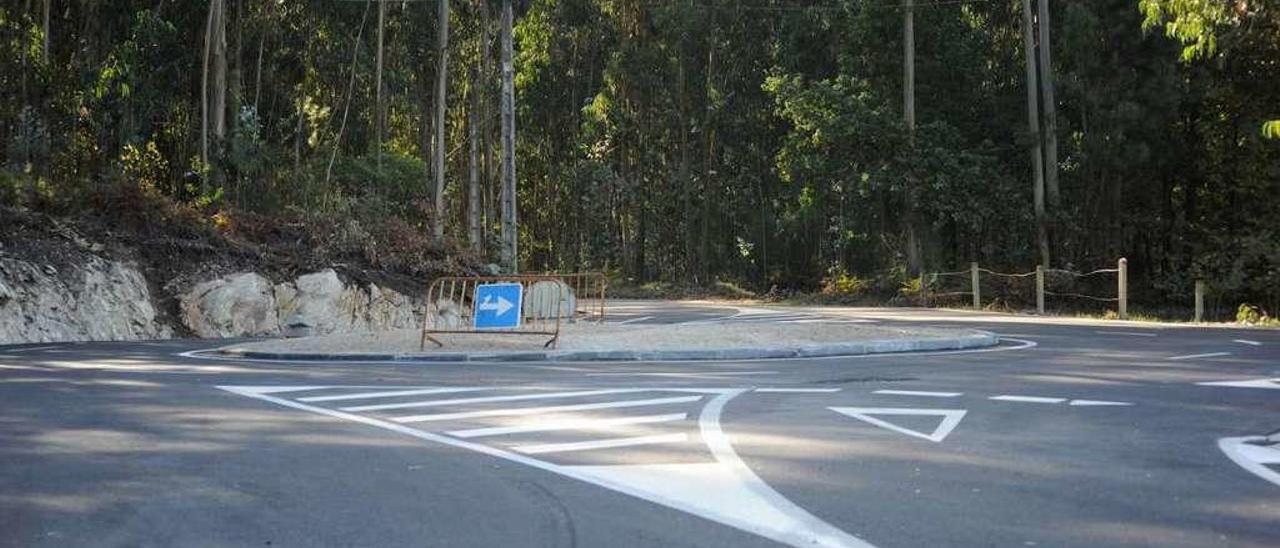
1036;264;1045;315
1194;280;1205;323
1117;257;1128;320
919;272;928;307
971;262;980;310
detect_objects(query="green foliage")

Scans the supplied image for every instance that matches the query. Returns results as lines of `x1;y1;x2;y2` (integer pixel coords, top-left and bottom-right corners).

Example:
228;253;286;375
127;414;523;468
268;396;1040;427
1235;304;1277;326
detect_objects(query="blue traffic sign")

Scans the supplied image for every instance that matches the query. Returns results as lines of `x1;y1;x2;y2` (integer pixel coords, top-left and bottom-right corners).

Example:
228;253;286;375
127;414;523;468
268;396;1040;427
474;283;523;329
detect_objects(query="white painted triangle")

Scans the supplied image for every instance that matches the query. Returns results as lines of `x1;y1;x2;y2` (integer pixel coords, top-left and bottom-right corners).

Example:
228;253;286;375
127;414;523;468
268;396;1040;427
563;463;871;548
829;407;966;443
1197;378;1280;390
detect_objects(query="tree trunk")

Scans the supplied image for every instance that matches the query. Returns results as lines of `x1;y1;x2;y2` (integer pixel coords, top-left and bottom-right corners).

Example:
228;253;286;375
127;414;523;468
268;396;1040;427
433;0;450;242
375;0;385;171
499;0;517;273
468;68;482;252
1022;0;1049;267
1037;0;1059;209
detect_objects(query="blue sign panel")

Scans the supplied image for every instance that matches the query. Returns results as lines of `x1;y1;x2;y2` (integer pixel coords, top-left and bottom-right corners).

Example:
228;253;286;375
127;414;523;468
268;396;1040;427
474;283;523;329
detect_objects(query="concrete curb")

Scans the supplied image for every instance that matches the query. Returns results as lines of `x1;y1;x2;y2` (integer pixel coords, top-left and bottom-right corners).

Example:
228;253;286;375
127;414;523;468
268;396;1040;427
211;330;1000;363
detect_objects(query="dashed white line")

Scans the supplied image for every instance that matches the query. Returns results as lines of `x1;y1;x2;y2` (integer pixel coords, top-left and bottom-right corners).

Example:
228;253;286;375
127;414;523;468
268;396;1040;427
988;395;1066;404
342;389;644;412
1233;339;1262;346
616;316;655;325
1068;399;1134;407
873;389;963;398
1093;331;1157;337
391;395;705;423
1167;352;1232;361
448;413;689;438
513;433;690;455
586;371;779;378
754;388;842;393
299;387;487;402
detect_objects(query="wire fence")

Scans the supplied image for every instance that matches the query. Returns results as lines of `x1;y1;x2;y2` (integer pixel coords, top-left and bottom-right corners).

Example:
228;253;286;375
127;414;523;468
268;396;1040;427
923;259;1129;317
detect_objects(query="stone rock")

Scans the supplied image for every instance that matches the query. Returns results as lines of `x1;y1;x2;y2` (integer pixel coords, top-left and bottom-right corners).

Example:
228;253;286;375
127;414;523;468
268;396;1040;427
523;280;576;320
179;268;423;338
179;273;278;338
0;256;172;344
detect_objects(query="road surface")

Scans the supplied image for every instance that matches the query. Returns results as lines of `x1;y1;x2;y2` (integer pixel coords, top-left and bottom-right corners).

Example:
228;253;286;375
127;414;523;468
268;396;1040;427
1;303;1276;547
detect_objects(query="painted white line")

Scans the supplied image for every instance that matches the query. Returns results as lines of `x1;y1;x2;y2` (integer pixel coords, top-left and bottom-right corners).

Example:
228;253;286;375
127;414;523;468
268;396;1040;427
391;395;705;423
1197;378;1280;390
616;316;655;325
341;388;645;412
449;413;688;438
829;407;967;443
1093;331;1157;337
219;385;874;548
989;395;1066;404
1219;437;1280;487
754;388;842;393
298;387;487;402
513;433;690;455
1068;399;1134;407
873;389;962;398
1167;352;1232;361
1233;339;1262;346
586;371;779;378
7;345;61;352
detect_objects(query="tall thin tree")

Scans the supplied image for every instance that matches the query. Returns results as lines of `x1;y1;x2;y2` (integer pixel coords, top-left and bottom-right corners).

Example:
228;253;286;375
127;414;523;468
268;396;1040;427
499;0;517;273
433;0;450;242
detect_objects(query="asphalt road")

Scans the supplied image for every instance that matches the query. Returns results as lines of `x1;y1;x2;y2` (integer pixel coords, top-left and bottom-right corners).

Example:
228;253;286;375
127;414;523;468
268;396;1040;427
1;303;1277;547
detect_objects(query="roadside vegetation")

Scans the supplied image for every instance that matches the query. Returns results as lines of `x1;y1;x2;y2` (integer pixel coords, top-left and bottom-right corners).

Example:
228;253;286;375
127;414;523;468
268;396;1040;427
1;0;1275;322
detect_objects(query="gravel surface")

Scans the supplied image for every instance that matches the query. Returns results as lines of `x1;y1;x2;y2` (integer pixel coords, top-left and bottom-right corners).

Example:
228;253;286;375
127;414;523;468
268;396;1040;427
226;322;985;355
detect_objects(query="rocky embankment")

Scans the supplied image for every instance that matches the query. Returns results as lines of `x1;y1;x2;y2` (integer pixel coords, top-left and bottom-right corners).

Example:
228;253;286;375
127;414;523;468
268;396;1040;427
0;257;421;344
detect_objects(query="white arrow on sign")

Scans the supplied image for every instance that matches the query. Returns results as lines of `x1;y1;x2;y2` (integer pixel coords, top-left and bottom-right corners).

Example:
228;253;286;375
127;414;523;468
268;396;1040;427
478;295;515;317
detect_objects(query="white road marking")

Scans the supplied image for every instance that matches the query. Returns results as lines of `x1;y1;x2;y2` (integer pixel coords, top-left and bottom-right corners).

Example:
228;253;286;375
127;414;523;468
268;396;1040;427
829;407;967;443
1167;352;1232;361
391;395;704;423
616;316;655;325
989;395;1066;404
1093;331;1157;337
8;345;61;352
218;385;874;548
298;387;487;402
1233;339;1262;346
873;389;962;398
1197;378;1280;390
341;388;645;412
586;371;779;378
1068;399;1134;407
1218;437;1280;487
513;433;690;455
754;388;842;393
448;413;689;438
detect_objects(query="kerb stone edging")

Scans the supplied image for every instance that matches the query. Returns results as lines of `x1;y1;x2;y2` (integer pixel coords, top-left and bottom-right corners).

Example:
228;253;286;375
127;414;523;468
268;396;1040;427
212;330;999;363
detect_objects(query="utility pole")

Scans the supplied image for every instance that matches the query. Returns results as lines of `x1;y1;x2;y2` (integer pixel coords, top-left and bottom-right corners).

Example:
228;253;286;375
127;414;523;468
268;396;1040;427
468;67;481;252
1037;0;1059;209
432;0;449;242
1022;0;1049;268
499;0;517;273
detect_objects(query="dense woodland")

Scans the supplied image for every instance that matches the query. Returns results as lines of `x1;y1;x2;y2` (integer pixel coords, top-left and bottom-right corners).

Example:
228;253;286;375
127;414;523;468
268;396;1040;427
1;0;1277;314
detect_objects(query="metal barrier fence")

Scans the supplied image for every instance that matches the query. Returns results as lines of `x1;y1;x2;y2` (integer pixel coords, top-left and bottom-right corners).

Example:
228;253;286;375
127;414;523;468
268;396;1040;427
419;273;607;350
553;272;608;321
923;258;1128;318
